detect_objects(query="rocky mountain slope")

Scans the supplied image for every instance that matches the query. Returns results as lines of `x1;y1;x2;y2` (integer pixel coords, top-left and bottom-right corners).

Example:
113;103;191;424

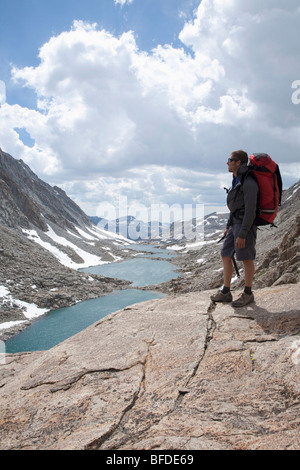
0;149;133;339
0;148;130;259
0;149;90;232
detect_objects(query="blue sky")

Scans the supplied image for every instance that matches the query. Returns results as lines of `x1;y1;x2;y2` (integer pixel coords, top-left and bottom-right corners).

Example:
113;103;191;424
0;0;197;108
0;0;300;218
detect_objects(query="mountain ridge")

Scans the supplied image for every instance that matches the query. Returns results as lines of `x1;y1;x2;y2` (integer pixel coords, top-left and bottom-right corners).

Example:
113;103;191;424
0;148;132;269
0;149;91;231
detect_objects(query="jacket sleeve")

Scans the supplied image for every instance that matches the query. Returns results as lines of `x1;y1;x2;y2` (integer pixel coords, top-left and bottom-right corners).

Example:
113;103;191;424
238;176;259;239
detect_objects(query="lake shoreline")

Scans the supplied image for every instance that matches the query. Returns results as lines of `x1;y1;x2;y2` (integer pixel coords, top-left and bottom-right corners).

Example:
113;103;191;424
1;244;183;347
5;288;166;353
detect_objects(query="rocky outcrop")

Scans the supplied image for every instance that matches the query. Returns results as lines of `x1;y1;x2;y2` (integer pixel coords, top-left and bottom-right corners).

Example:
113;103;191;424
255;214;300;288
1;283;299;450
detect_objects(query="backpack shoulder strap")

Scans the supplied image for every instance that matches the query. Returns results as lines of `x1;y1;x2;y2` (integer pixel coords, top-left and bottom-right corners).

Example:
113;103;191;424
240;166;256;185
275;165;283;205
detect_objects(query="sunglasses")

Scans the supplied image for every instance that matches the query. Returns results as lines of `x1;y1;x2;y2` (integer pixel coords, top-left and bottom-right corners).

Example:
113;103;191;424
227;158;239;162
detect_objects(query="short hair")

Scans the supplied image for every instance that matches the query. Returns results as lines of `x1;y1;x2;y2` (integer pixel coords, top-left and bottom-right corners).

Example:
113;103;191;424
231;150;248;164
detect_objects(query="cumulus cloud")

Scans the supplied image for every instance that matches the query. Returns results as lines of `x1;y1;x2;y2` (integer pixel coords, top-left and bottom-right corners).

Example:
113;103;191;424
0;81;6;105
4;21;204;178
180;0;300;131
0;1;300;214
114;0;134;6
61;165;229;219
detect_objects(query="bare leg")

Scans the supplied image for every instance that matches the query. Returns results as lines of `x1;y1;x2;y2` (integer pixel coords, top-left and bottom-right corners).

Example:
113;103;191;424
243;260;255;287
222;256;233;288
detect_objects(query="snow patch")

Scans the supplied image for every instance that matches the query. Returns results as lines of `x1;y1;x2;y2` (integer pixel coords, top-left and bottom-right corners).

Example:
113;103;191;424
22;226;107;269
289;340;300;366
0;320;27;331
0;284;49;325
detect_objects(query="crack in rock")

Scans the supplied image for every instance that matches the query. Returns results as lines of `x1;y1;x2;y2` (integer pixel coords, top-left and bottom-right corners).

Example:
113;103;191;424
96;301;218;449
84;340;155;450
21;361;149;393
183;301;217;389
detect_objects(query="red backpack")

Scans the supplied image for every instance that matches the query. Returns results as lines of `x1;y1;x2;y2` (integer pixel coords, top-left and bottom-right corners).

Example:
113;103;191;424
248;153;282;226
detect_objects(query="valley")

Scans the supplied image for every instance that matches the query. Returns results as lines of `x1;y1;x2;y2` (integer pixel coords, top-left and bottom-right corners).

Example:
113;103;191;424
0;148;299;343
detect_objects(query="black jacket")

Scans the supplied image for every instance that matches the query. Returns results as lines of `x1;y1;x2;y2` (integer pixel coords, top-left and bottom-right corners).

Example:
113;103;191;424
226;163;259;239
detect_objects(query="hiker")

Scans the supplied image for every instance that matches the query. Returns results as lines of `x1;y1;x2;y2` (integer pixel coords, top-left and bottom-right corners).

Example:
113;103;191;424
211;150;259;307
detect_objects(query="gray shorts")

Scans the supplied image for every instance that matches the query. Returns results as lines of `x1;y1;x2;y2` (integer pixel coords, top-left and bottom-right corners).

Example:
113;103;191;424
221;224;257;261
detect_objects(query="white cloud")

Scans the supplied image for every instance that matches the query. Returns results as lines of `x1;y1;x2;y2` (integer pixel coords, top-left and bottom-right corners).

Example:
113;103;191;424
62;165;235;219
0;2;300;214
114;0;134;6
179;0;300;132
0;81;6;105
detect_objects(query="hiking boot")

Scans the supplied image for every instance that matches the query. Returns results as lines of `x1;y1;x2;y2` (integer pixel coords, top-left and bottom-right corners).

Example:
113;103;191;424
210;290;233;303
232;292;254;308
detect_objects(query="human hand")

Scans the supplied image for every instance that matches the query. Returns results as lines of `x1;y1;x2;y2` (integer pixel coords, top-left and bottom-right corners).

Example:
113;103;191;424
236;237;245;249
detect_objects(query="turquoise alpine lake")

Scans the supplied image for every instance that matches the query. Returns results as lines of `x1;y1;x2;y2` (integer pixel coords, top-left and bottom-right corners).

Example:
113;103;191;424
5;289;165;353
5;245;180;353
81;257;179;287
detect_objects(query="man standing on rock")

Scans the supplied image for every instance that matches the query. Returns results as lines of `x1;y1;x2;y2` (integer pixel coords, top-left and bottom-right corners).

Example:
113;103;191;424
211;150;259;307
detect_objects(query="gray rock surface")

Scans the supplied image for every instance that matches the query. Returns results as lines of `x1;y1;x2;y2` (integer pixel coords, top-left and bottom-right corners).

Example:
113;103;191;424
1;283;299;450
